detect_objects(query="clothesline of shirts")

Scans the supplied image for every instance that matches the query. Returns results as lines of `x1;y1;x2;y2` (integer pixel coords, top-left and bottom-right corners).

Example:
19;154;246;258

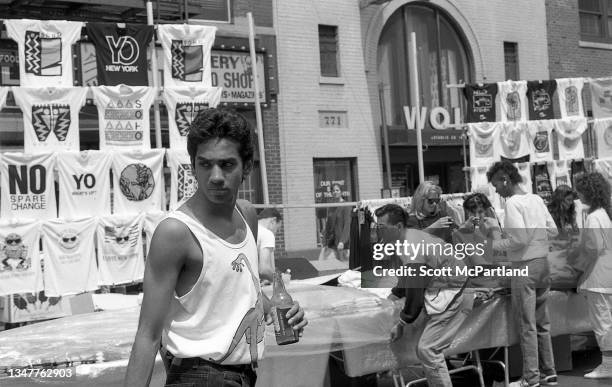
0;211;166;297
0;149;195;220
0;85;222;152
0;19;217;88
447;77;612;123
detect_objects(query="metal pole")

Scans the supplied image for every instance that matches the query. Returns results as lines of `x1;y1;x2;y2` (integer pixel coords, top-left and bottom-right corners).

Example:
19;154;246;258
184;0;189;22
462;126;470;192
247;12;269;204
378;83;393;190
147;1;162;149
408;32;425;183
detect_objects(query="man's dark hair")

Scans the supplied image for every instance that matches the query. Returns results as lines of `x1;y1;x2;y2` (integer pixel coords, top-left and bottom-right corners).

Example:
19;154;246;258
486;161;522;184
187;108;254;167
258;208;282;221
374;204;407;226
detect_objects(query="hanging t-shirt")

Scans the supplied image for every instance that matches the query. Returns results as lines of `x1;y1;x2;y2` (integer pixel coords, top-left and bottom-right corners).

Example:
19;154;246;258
515;162;533;194
41;217;98;297
12;87;88;154
468;122;499;167
589;77;612;119
85;23;154;86
527;120;554;162
56;150;112;218
463;83;498;122
143;210;166;257
0;152;57;220
96;213;145;286
166;149;198;210
553;160;571;188
0;86;9;109
162;87;222;150
111;149;165;214
4;19;83;87
554;117;587;160
532;163;554;204
556;78;585;118
157;25;217;88
91;85;156;149
593;118;612;158
570;159;587;187
527;80;556;120
594;157;612;189
0;219;42;296
496;121;530;160
498;80;528;122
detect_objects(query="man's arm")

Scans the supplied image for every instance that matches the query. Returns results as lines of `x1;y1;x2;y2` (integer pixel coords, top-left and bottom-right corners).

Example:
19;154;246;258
259;246;275;283
123;219;191;387
492;200;528;251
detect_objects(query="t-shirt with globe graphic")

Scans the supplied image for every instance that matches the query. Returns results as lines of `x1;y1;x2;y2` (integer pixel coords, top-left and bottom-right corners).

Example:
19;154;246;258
594;118;612;159
111;149;165;214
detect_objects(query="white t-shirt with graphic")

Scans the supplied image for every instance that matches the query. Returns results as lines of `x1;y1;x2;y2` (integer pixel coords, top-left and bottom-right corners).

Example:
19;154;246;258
468;122;499;167
157;25;217;88
556;78;585;118
96;213;145;286
111;149;165;214
589;77;612;119
56;150;112;218
495;121;530;160
515;162;533;194
552;159;571;189
527;120;554;162
4;19;83;87
554;117;587;160
166;149;198;210
162;87;222;150
593;118;612;159
0;218;43;296
12;87;88;154
41;217;98;297
0;152;57;220
92;85;157;149
498;80;528;122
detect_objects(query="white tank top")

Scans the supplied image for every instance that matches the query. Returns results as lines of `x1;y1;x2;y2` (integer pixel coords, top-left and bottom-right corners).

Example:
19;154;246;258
162;209;265;365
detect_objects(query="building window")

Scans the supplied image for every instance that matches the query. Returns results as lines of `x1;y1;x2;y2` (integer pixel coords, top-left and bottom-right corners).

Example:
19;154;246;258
313;158;357;248
504;42;519;80
319;25;339;77
578;0;612;41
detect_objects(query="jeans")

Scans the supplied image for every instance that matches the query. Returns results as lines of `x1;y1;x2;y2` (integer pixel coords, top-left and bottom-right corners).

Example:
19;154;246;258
511;257;556;385
416;292;473;387
164;357;256;387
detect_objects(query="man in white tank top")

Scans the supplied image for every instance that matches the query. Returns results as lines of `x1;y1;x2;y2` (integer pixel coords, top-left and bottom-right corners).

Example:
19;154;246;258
124;108;307;387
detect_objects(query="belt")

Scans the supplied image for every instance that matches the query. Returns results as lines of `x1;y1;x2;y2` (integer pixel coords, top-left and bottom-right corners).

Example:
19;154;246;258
167;352;256;372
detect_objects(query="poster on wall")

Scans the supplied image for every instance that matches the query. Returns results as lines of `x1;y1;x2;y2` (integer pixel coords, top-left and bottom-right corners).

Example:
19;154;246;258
211;51;267;103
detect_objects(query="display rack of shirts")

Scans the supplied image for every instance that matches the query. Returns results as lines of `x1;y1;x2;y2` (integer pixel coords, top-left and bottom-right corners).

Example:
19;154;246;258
85;23;154;86
527;80;556;120
162;87;222;150
143;210;166;257
593;118;612;159
495;121;530;160
357;197;412;217
527;120;554;162
0;86;8;109
4;19;83;87
0;218;43;296
463;83;498;122
556;78;585;118
12;87;88;154
552;159;571;188
588;77;612;119
166;149;197;210
157;24;217;88
498;80;528;122
111;149;165;214
515;162;533;194
41;217;98;297
0;152;57;220
532;162;554;204
554;117;587;160
91;85;157;149
56;150;113;218
468;122;499;167
96;213;145;286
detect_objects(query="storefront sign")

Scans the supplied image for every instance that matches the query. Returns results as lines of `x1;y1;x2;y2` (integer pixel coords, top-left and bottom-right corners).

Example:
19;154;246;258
404;106;462;130
211;51;266;104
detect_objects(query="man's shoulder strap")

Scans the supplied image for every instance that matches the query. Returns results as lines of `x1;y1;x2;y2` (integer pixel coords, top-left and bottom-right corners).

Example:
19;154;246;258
236;199;258;241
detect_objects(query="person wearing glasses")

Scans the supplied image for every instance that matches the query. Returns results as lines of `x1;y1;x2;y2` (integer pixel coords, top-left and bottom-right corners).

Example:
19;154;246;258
406;181;456;243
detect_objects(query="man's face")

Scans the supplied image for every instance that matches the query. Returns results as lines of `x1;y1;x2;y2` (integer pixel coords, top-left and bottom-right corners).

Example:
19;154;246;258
372;213;402;244
490;171;512;198
193;138;250;205
271;218;282;234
